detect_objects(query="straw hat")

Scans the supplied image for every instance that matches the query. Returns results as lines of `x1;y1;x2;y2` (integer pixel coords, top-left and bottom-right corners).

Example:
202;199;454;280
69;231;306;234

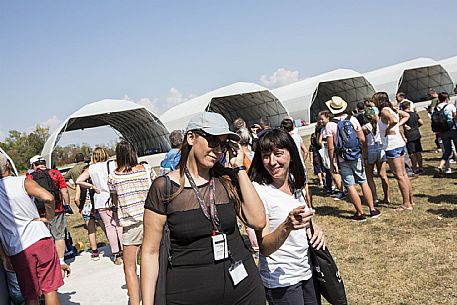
325;96;348;115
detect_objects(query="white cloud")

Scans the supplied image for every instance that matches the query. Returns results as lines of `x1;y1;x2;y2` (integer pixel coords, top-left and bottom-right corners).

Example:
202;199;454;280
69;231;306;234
39;115;62;133
124;88;195;115
259;68;300;89
166;87;195;107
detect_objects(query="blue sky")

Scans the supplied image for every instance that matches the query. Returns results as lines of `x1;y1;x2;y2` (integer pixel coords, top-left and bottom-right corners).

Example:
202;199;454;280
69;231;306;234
1;0;457;145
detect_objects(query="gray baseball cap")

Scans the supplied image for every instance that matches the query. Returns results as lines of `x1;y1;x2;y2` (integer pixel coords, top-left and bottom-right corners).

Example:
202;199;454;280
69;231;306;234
186;112;240;141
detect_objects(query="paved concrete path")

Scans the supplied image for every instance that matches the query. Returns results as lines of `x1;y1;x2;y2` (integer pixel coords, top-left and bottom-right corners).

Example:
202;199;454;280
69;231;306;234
59;246;133;305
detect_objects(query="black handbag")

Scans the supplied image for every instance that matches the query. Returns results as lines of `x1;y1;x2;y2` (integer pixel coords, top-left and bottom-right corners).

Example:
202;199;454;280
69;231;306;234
154;176;172;305
308;221;348;305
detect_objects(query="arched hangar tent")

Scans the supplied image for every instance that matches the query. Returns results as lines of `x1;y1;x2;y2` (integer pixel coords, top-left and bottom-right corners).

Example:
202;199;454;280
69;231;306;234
41;99;171;166
0;146;18;176
273;69;376;123
160;82;289;131
439;56;457;87
365;57;453;101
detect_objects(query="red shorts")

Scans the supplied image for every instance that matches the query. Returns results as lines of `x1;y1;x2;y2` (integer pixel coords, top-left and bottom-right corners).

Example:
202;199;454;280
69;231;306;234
10;237;64;300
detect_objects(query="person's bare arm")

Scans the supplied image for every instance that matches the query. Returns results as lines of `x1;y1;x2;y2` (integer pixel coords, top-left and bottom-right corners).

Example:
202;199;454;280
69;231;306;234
397;109;410;126
327;135;337;174
255;205;315;256
300;141;309;162
60;188;70;205
76;168;100;193
141;209;167;305
24;179;55;222
230;146;266;230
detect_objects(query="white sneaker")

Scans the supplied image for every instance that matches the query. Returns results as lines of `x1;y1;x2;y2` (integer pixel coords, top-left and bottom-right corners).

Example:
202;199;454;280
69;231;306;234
444;168;452;174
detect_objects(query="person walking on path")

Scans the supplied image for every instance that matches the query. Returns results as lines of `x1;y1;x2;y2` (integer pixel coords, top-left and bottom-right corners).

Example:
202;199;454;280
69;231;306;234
77;147;124;264
0;152;66;305
108;141;155;305
27;155;71;276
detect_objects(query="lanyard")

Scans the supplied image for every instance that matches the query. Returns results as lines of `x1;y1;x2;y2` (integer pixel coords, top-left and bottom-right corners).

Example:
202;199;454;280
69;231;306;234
184;167;221;233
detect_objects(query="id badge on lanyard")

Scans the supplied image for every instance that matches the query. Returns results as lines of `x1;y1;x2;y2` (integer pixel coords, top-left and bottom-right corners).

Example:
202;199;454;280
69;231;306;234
211;232;228;261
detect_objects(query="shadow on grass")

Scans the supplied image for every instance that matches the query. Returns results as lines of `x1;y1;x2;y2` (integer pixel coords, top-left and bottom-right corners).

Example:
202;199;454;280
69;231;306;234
415;193;457;204
314;205;354;220
427;208;457;218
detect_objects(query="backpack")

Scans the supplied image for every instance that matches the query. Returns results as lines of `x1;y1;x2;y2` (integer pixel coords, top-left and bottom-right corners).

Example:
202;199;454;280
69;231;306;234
334;116;361;161
159;150;181;176
431;104;453;133
31;169;60;212
64;228;77;260
310;133;322;150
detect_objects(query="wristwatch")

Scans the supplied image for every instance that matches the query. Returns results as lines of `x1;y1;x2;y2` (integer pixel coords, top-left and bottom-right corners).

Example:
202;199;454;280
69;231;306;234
233;166;247;173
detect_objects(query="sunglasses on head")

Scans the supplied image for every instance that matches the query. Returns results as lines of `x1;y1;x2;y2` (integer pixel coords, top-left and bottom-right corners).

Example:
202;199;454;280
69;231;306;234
193;130;230;150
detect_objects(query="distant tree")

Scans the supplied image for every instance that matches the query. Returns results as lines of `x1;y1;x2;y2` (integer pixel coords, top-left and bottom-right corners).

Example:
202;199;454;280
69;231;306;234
0;126;50;171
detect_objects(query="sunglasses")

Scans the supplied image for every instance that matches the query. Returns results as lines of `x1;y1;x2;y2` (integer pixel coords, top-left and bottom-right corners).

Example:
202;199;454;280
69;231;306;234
193;130;230;151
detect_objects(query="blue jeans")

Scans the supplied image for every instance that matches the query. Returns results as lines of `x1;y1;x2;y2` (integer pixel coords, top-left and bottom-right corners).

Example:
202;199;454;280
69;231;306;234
440;129;457;161
265;278;319;305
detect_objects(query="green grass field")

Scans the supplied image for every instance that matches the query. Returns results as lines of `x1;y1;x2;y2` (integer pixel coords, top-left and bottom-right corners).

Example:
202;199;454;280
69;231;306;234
66;111;457;304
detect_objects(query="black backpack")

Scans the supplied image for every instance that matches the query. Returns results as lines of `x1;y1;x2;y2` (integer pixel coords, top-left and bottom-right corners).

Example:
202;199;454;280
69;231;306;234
431;104;453;133
31;169;60;211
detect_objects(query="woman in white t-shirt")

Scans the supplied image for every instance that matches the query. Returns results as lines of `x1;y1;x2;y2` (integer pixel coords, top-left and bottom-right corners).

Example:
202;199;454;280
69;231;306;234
361;106;390;205
248;128;325;305
77;147;124;264
373;92;413;210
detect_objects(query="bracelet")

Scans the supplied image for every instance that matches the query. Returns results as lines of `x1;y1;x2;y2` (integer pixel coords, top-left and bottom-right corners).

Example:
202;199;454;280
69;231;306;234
233;166;247;173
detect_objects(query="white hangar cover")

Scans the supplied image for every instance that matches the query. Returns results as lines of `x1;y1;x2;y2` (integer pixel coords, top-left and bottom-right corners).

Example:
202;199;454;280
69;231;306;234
0;146;18;176
273;69;375;123
439;56;457;86
365;57;453;101
41;99;171;166
160;82;289;131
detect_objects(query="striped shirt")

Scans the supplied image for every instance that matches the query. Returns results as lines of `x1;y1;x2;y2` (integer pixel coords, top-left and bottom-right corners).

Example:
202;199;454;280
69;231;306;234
108;165;156;227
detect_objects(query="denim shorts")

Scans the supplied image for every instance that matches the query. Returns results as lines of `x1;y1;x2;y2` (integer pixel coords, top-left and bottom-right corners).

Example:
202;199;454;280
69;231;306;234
367;144;386;164
340;159;367;187
385;145;407;159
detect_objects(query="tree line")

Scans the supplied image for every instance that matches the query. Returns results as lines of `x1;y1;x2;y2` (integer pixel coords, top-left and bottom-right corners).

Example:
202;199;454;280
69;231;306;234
0;125;116;173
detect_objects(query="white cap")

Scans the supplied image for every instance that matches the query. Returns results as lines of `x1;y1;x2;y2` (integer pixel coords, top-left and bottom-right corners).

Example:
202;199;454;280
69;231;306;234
29;155;46;166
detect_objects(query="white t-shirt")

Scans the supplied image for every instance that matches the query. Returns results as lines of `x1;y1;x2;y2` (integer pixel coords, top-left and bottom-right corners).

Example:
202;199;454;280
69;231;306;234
89;161;116;210
363;122;382;147
0;176;51;256
378;108;406;150
253;182;312;288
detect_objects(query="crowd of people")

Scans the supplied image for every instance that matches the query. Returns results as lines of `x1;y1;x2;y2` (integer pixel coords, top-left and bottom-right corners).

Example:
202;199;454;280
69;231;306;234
0;89;455;305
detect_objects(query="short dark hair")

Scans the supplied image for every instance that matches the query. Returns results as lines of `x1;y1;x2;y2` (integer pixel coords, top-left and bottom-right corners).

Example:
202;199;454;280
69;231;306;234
115;141;138;172
75;153;85;163
438;92;449;102
401;101;411;110
169;130;183;148
248;128;305;190
397;92;406;98
357;101;365;111
280;118;294;132
259;116;270;128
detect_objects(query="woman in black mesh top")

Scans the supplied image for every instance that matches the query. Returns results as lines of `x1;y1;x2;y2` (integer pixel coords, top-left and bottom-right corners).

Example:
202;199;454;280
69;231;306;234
141;112;267;305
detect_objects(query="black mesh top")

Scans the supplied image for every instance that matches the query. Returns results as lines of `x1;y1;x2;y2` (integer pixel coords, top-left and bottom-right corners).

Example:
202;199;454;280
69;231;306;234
145;175;251;266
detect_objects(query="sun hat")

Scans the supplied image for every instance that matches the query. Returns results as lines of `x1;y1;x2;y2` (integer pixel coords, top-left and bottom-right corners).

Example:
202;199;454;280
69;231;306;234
325;96;348;115
186;112;240;141
29;155;46;166
364;106;379;120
